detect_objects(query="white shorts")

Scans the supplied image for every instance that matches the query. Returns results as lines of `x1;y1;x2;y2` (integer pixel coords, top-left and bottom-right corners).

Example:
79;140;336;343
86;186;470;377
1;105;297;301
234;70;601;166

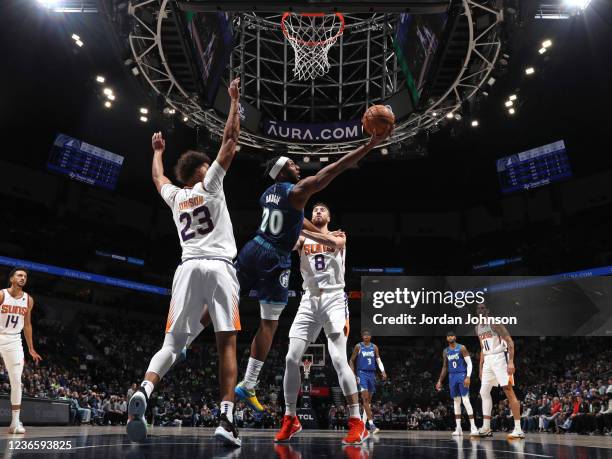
166;258;240;334
0;334;24;367
482;352;515;387
289;289;349;342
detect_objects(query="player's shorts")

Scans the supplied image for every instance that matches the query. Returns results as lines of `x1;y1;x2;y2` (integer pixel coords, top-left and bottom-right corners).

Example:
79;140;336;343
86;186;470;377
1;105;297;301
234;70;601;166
449;372;469;398
0;334;25;368
166;258;240;334
357;370;376;394
235;236;292;321
289;288;348;342
482;352;515;387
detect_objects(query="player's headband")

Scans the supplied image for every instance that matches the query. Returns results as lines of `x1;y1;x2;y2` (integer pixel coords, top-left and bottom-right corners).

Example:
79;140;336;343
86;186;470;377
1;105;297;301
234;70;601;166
269;156;290;180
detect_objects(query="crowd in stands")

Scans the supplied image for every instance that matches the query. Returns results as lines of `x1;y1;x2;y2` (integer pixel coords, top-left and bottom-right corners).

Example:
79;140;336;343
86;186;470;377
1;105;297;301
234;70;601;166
0;307;611;436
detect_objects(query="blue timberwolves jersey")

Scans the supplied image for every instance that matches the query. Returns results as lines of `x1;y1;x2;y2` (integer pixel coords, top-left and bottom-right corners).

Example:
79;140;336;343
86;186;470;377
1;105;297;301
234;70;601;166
446;344;467;374
256;182;304;253
357;343;376;372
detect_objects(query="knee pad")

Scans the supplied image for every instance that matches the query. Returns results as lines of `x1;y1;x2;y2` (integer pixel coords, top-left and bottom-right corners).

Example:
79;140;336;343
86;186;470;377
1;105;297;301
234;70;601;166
454;397;462;415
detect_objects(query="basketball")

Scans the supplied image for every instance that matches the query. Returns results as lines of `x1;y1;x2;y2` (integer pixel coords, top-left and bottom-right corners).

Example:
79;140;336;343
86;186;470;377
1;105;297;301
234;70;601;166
362;105;395;136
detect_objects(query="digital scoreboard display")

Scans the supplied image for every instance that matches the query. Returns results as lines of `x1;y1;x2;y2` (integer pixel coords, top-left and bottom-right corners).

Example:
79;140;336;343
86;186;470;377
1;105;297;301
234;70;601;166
47;133;124;191
497;140;572;194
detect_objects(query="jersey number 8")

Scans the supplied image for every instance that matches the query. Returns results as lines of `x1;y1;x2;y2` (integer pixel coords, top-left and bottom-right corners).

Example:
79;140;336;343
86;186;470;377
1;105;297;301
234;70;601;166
260;208;284;235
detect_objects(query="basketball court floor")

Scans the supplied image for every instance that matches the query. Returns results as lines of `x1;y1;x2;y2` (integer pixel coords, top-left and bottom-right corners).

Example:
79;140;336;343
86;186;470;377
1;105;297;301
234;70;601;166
1;427;611;458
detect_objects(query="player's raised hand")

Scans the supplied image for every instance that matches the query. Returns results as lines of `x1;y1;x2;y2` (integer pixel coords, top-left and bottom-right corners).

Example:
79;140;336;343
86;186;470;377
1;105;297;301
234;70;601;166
152;132;166;153
366;127;393;150
29;349;42;365
228;77;240;100
435;381;442;392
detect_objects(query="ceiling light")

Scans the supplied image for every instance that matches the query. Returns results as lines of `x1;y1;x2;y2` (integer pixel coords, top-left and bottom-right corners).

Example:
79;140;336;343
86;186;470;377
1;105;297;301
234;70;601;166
509;94;517;101
303;156;310;163
104;101;112;108
71;33;80;41
525;67;535;75
509;108;516;115
432;112;438;117
75;40;84;47
381;148;389;155
471;120;479;127
107;94;115;101
103;88;113;96
539;47;547;54
542;39;552;48
96;75;105;83
564;0;592;10
320;157;329;163
140;108;149;114
183;116;189;122
140;116;148;123
505;100;514;107
446;112;454;119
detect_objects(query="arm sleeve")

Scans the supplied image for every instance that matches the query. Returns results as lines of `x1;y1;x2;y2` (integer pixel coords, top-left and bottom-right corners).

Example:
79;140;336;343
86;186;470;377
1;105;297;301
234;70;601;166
203;160;226;194
376;358;385;373
160;183;180;207
464;356;473;376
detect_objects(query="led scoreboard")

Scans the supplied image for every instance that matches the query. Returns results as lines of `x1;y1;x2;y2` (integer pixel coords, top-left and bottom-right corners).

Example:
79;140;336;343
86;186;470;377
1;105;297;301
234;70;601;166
47;133;124;191
497;140;572;194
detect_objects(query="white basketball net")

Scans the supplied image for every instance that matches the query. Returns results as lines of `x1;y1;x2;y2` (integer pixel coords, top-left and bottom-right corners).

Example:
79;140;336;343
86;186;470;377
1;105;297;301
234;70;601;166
281;12;345;80
303;360;313;379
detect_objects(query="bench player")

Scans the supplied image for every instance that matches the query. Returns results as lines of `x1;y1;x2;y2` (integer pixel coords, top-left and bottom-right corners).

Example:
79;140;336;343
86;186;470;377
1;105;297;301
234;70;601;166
475;302;525;439
234;129;391;411
275;203;368;445
349;330;387;434
127;78;243;447
0;267;43;434
435;331;478;437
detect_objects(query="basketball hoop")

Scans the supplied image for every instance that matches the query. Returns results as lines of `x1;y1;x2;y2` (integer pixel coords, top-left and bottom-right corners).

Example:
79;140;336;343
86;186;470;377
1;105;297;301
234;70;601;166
281;12;345;80
302;359;313;379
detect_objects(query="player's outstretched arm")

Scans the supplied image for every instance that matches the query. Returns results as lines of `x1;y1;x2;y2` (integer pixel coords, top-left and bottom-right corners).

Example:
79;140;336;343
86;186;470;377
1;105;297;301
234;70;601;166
216;78;241;171
301;229;346;250
24;296;42;364
436;349;447;391
151;132;172;194
288;129;391;210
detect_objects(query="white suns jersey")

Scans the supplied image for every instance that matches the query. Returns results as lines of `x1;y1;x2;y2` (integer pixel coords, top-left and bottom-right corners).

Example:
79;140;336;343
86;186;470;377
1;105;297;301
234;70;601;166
161;161;237;261
477;322;508;355
299;236;346;290
0;289;28;335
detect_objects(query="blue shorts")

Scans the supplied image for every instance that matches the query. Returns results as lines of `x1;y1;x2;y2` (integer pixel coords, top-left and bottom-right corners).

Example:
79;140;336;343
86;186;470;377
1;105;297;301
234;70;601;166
235;236;292;305
358;371;376;395
449;372;469;398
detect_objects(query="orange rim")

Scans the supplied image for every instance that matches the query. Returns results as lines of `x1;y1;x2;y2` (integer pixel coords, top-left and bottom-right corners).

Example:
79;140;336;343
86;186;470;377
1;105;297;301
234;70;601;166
281;12;345;47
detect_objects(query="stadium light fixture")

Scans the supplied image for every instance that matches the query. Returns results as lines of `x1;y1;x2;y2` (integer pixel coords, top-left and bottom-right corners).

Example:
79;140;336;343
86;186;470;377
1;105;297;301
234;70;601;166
505;100;514;107
525;67;535;75
103;88;113;96
140;116;148;123
564;0;592;10
432;112;438;117
235;144;242;152
71;33;80;41
96;75;105;84
509;108;516;115
471;120;479;127
108;94;116;101
303;156;310;163
183;116;189;122
509;94;517;101
539;47;547;55
542;39;553;48
104;101;112;108
140;108;149;115
75;39;84;47
381;148;389;155
320;157;329;163
446;112;454;119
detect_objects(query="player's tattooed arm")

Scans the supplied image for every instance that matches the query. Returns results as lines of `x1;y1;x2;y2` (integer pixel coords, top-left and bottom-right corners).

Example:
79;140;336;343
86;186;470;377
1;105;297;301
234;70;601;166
217;78;241;171
435;349;447;391
24;296;42;364
151;132;172;193
301;229;346;249
288;130;391;209
494;323;515;375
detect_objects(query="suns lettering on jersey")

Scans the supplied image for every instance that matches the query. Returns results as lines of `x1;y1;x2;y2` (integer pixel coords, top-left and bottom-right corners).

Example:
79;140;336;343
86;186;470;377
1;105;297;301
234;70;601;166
302;244;336;255
178;195;205;211
0;305;28;316
478;330;494;341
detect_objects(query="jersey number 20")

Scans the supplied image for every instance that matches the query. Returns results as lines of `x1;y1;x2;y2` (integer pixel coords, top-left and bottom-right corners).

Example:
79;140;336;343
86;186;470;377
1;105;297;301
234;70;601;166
260;208;284;235
180;205;214;242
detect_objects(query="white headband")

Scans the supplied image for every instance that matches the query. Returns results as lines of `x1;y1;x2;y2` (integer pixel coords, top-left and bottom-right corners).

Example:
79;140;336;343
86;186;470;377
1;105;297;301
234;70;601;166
269;156;290;179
